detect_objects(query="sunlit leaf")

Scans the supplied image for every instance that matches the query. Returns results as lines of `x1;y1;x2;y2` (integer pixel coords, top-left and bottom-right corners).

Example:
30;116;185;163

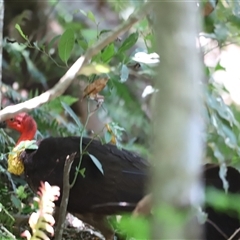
80;63;110;76
15;24;28;40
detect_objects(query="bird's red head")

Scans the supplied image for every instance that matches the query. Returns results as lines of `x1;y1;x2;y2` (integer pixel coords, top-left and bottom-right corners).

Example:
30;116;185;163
5;113;37;145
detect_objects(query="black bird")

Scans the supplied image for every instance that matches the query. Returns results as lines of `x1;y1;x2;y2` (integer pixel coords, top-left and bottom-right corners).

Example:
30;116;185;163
1;112;149;239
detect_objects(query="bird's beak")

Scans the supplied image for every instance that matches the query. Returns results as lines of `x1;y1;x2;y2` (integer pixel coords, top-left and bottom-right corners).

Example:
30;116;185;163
0;121;7;128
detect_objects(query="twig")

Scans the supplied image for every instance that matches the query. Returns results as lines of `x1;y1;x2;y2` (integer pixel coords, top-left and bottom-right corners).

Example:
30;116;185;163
0;2;153;122
54;153;76;240
206;219;228;240
70;100;91;188
228;227;240;240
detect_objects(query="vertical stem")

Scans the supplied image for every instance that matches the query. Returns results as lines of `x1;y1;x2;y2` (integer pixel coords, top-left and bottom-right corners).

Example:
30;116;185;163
151;2;204;239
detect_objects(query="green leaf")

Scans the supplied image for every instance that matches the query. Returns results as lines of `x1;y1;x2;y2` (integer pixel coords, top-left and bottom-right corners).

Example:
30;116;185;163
99;29;112;36
15;24;28;40
16;140;38;151
16;186;27;200
104;131;112;144
120;64;129;82
58;29;75;64
215;62;226;71
80;9;87;16
78;39;88;51
11;195;21;210
61;102;82;128
116;214;150;239
79;168;86;177
88;153;104;175
87;11;96;22
101;43;115;63
118;32;139;53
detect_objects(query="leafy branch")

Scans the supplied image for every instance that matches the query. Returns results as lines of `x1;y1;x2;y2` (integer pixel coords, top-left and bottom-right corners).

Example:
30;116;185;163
0;2;153;121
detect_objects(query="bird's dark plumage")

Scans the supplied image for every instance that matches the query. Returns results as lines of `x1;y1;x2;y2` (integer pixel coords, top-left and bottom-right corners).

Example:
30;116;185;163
20;136;149;215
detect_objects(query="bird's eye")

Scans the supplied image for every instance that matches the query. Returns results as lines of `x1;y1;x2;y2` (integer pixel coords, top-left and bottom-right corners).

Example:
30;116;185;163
10;118;14;122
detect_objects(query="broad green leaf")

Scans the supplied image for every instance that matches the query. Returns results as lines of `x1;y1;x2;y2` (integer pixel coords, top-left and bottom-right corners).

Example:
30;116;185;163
101;43;115;63
118;32;139;53
61;102;82;128
15;24;28;40
88;153;104;175
120;64;129;82
58;29;75;64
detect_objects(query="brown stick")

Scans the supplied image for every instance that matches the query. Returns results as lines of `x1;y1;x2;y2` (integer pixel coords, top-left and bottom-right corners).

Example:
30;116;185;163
54;153;76;240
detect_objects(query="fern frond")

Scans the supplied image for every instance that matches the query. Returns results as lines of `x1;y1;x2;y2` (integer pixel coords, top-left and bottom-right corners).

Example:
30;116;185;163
21;182;60;240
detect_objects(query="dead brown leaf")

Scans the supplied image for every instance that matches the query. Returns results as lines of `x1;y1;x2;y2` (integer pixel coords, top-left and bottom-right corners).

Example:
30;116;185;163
82;78;109;100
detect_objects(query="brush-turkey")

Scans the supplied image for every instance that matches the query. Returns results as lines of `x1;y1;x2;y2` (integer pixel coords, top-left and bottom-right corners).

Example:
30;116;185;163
0;112;149;238
1;112;240;239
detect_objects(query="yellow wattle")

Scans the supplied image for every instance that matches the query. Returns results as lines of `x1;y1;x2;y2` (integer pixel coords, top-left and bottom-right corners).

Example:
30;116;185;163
8;147;24;175
7;140;38;175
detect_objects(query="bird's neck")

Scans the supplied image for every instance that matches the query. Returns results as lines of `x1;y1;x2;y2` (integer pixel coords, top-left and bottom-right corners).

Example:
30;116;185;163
16;118;37;145
17;132;36;145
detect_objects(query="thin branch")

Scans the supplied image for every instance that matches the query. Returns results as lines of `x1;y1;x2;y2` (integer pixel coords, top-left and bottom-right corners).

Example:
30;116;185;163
0;2;153;122
228;227;240;240
54;153;76;240
206;219;228;240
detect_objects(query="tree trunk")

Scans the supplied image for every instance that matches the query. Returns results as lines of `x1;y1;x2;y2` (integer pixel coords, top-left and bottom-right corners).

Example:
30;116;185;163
151;2;204;239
